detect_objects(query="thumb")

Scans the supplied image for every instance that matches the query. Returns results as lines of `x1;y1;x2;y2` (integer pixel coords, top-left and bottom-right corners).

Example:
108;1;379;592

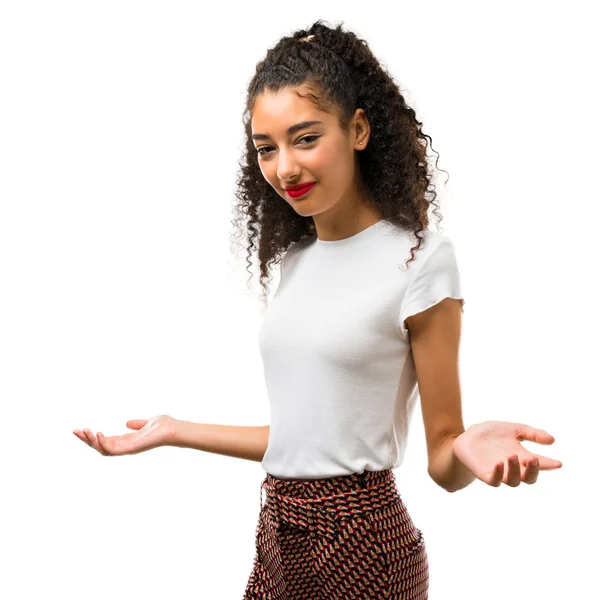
516;424;556;444
125;419;147;431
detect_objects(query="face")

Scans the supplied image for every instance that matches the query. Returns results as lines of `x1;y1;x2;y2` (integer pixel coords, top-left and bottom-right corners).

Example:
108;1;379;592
250;85;370;220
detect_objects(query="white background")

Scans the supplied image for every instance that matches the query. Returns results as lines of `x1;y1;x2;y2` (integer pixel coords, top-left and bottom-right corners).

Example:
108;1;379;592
1;1;598;598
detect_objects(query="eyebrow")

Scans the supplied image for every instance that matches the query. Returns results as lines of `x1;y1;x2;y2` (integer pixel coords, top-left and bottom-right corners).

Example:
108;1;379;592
251;120;324;141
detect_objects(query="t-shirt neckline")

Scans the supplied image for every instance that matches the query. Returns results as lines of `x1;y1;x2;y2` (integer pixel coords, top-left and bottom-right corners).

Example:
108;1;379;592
315;218;387;248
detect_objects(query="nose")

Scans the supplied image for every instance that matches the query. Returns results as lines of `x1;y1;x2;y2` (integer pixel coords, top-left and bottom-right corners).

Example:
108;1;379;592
276;148;301;183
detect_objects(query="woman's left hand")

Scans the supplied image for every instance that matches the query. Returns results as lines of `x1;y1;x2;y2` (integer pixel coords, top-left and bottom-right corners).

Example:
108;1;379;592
452;420;563;487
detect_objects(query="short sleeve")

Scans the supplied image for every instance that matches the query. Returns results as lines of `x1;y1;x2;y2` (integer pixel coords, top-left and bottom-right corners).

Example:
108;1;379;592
399;234;465;339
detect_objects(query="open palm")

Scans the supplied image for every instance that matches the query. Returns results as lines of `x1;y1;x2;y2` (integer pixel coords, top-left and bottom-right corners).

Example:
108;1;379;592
73;414;175;456
452;420;563;487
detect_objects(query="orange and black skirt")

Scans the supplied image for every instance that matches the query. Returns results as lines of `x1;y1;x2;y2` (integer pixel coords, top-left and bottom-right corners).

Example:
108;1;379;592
243;468;429;599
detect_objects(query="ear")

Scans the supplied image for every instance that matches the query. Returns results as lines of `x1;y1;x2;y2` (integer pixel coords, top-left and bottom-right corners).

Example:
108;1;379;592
352;108;371;149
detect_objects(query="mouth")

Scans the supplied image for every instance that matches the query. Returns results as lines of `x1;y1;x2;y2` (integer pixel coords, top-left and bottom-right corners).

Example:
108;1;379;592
285;182;316;199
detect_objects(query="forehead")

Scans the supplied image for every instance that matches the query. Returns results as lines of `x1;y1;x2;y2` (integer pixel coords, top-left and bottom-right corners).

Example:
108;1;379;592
251;87;330;133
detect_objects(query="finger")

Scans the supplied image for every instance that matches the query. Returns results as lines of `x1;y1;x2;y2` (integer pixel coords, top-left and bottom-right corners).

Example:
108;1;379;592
97;432;113;456
515;425;556;445
505;455;521;487
82;429;99;452
73;430;92;447
529;453;563;470
490;461;503;487
82;429;97;449
83;429;107;456
522;458;540;485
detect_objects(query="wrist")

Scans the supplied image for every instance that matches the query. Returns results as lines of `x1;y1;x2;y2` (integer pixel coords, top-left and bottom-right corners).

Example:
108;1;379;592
164;416;182;447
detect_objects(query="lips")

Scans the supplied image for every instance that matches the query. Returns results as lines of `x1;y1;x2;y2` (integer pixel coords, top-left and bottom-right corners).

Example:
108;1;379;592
283;182;315;191
285;182;315;199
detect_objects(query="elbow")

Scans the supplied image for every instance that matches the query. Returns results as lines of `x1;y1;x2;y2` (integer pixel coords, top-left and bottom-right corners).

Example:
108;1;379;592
428;465;471;493
429;471;458;493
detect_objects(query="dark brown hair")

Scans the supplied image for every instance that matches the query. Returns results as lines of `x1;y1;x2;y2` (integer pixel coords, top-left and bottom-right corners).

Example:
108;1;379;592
230;19;448;305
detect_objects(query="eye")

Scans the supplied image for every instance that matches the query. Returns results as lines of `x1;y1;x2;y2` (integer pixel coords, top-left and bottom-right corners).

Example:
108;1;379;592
256;135;320;157
298;135;320;145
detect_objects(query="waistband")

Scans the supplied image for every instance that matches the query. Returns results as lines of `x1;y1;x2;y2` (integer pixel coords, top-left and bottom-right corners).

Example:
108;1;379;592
258;469;399;543
258;469;399;541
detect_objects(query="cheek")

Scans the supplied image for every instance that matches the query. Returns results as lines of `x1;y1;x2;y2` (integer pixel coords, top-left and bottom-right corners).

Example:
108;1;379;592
313;143;351;183
299;147;341;186
309;145;334;171
258;163;275;186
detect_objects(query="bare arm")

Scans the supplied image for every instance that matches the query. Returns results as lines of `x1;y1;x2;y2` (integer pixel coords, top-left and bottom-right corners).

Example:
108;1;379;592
168;420;270;463
405;297;473;492
427;433;476;493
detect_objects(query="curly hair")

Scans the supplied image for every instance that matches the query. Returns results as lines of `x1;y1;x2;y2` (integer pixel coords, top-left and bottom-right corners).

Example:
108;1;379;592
230;19;449;307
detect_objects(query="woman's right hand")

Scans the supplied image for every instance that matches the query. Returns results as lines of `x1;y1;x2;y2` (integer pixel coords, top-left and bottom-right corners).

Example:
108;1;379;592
73;414;177;456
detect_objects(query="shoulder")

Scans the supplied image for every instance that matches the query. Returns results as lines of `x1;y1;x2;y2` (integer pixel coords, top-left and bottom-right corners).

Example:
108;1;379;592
411;228;457;254
401;229;459;273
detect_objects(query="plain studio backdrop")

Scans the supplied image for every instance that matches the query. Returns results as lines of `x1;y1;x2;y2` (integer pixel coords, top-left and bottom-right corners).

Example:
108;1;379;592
1;1;597;598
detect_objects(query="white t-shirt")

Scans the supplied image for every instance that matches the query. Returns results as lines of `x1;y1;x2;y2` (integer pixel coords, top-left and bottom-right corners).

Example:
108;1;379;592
258;218;464;480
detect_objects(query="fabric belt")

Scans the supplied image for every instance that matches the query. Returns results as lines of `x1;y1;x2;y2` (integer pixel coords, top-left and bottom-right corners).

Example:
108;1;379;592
259;476;399;543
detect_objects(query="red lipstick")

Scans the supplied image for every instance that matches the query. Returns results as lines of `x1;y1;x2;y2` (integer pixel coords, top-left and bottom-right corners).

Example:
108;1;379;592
285;182;316;198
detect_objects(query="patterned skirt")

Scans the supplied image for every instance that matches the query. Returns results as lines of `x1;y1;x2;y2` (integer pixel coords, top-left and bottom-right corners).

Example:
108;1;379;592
242;468;429;599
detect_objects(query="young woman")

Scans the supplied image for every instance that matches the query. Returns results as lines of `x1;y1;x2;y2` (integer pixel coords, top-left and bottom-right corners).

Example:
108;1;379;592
73;20;562;600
